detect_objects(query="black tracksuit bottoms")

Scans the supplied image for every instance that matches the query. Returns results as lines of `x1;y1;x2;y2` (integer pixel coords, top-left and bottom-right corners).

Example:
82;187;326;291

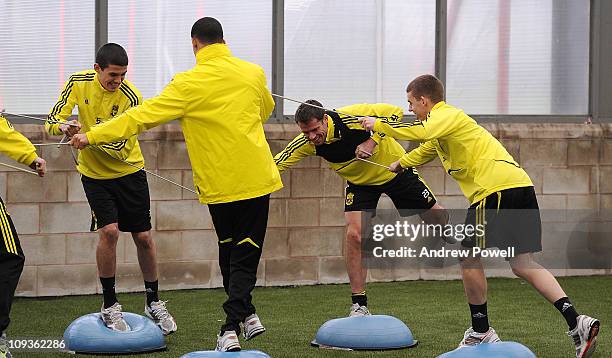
208;194;269;334
0;196;24;334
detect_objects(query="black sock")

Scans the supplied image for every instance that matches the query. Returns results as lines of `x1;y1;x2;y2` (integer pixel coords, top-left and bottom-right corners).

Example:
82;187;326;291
554;297;579;330
221;321;241;336
469;303;490;333
144;280;159;306
351;291;367;307
100;276;118;309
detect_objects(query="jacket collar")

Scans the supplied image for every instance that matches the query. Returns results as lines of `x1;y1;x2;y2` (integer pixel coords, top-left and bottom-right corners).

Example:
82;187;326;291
196;43;232;64
94;72;106;92
432;101;445;111
325;115;336;143
427;101;446;120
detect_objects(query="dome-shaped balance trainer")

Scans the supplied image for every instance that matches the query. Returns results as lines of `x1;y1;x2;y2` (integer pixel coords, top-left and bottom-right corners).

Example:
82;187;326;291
63;312;166;354
437;342;536;358
311;315;417;350
180;351;271;358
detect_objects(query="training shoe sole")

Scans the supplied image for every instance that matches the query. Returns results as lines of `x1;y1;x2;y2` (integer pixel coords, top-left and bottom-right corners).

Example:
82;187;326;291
244;327;265;341
581;320;600;358
225;344;241;352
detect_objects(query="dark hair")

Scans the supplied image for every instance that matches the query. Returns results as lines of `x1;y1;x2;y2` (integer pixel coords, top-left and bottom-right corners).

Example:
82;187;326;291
406;74;445;103
295;100;325;124
95;43;128;70
191;17;224;44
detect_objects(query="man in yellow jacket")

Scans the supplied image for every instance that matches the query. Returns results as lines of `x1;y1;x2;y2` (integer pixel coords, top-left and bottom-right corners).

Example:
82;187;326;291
362;74;599;358
70;17;282;352
275;100;448;317
0;115;46;358
47;43;176;335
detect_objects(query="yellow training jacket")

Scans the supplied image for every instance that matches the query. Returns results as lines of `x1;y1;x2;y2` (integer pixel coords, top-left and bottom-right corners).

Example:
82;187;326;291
46;70;144;179
372;101;533;204
0;115;38;166
275;103;408;186
86;43;282;204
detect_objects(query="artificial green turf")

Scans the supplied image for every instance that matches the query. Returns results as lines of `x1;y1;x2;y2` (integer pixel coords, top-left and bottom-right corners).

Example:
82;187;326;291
8;276;610;357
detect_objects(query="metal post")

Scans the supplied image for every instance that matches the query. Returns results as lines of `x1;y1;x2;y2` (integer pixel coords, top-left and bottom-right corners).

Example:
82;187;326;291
552;0;589;115
375;0;384;102
95;0;108;54
588;0;612;122
272;0;285;121
435;0;447;86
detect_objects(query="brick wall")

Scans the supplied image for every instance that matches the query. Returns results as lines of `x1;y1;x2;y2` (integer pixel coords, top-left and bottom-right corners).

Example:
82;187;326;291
3;122;611;297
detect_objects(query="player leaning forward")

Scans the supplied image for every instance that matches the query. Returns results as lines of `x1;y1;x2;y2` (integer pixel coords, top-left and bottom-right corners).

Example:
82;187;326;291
46;43;176;334
361;74;600;358
275;101;448;316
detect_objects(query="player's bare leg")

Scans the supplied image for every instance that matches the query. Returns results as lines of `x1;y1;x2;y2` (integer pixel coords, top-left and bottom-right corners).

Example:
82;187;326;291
508;253;566;303
510;253;599;357
345;211;370;316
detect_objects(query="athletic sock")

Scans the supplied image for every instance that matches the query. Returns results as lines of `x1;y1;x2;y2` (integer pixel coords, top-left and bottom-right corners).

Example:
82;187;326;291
351;290;367;307
221;321;241;336
145;280;159;306
100;276;118;309
469;302;490;333
554;297;579;330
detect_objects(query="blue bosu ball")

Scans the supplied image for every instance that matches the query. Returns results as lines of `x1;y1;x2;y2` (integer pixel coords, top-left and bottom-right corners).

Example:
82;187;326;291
63;312;166;354
437;341;536;358
312;315;417;350
180;350;271;357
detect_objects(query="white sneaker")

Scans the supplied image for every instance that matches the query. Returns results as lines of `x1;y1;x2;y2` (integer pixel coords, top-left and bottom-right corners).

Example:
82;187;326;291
243;314;265;340
349;303;371;317
145;300;177;335
100;302;130;332
568;315;600;358
0;333;12;358
215;330;241;352
458;327;501;348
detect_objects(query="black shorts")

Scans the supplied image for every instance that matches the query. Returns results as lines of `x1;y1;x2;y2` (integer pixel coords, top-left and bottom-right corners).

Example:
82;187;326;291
81;170;152;233
344;169;436;215
462;186;542;255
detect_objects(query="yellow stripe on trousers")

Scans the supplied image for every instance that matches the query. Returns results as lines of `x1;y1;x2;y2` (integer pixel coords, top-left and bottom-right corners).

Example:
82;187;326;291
416;173;437;201
2;202;17;254
476;198;487;249
0;202;14;254
0;202;16;254
482;197;487;248
476;201;481;249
